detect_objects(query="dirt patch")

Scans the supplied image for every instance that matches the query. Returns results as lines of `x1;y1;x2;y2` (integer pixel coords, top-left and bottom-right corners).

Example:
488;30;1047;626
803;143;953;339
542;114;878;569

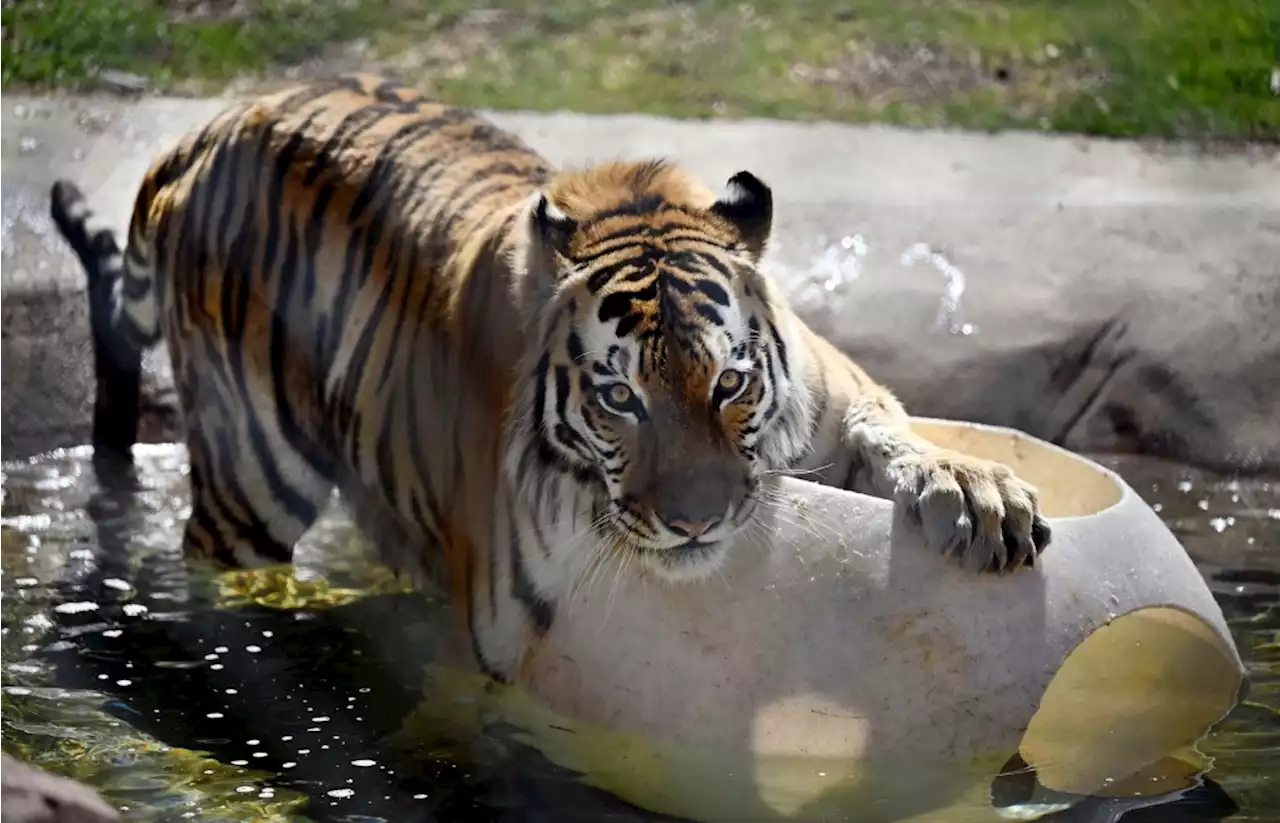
791;39;1105;121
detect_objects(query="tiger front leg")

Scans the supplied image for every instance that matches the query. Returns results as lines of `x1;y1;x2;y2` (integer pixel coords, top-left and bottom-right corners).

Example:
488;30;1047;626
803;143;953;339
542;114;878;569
836;396;1052;574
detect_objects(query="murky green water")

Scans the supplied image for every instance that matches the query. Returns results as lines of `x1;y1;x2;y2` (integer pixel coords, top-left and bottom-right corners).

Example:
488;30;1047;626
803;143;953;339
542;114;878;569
2;444;1276;822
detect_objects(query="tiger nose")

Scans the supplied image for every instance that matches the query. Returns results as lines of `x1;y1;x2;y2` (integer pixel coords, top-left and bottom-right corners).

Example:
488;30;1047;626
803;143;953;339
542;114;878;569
665;516;720;539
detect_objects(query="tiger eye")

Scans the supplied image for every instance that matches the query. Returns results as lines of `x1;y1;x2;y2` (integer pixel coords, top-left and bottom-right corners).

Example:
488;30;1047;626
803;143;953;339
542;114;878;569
718;370;743;391
607;384;634;407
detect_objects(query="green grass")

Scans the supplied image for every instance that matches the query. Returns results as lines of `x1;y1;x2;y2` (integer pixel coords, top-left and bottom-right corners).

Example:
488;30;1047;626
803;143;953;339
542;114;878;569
3;0;1278;141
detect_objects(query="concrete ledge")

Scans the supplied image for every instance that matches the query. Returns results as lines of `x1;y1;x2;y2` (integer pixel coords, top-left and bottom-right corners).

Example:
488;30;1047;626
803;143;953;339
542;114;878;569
3;94;1278;470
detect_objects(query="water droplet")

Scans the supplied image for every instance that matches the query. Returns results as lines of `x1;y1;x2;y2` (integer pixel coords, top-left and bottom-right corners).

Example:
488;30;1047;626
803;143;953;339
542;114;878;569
1196;499;1210;511
231;759;248;766
5;687;32;696
205;653;219;661
206;712;224;719
103;578;131;591
1209;517;1228;533
327;788;355;799
312;715;331;722
13;577;38;587
245;645;262;653
116;679;132;686
352;759;376;767
122;603;148;617
19;137;39;154
283;761;297;769
413;794;428;800
54;601;99;614
210;664;224;671
235;786;255;794
215;646;229;653
1177;480;1193;493
252;752;267;758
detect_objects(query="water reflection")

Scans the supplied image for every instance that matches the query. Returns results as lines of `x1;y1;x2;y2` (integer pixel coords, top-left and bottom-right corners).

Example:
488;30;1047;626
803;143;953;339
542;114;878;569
1;445;1276;822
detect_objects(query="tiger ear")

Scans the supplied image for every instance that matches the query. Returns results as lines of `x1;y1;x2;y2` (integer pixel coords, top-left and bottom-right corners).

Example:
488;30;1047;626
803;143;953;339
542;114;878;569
710;171;772;260
531;191;578;261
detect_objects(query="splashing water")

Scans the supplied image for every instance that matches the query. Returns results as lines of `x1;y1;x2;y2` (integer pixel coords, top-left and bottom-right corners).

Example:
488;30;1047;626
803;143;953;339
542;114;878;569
899;242;976;335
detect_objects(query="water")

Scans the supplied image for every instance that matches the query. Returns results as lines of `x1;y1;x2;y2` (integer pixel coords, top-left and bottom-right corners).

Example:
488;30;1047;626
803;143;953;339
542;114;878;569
1;445;1276;822
1;446;668;823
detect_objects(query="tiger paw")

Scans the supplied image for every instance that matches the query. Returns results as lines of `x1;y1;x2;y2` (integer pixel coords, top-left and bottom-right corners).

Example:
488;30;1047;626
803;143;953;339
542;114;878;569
892;450;1051;574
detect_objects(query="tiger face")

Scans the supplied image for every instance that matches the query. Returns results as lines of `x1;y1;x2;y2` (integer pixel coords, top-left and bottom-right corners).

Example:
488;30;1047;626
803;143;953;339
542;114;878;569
511;162;810;582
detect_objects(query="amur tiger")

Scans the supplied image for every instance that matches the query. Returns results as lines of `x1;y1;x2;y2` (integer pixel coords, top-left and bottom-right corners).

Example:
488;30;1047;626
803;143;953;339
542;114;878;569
50;75;1050;682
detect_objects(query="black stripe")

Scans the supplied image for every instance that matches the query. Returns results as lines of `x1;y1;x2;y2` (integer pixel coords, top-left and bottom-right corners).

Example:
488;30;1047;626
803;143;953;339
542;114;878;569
375;240;420;394
322;225;366;411
468;560;510;684
487;513;500;622
374;78;424;111
333;234;397;442
347;110;476;223
694;303;723;324
589;195;669;222
272;210;335;482
760;337;782;425
766;319;790;380
442;178;524;235
375;400;398;517
532;353;551;431
208;423;295;563
403;361;446;547
614;313;642;338
212;136;243;270
510;511;554;633
277;82;342;115
574;231;654;263
553;366;574;424
261;117;318;284
566;331;584;363
121;270;151;300
695;277;731;306
586;248;660;293
302;105;389;187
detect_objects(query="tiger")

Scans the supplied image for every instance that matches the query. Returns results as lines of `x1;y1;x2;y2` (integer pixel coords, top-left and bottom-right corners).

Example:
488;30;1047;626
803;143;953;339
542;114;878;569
49;74;1050;683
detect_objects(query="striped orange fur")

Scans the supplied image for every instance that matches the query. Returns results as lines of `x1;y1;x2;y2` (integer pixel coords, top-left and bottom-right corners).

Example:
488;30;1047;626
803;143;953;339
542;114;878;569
50;75;1049;682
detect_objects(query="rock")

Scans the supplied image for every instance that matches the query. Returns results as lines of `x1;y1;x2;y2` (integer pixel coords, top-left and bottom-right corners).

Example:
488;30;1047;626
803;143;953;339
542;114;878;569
2;95;1277;472
95;70;150;95
0;755;121;823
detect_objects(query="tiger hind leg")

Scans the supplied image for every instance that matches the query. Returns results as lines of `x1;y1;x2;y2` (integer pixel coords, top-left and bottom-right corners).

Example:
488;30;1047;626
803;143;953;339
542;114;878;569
176;409;335;570
175;370;335;570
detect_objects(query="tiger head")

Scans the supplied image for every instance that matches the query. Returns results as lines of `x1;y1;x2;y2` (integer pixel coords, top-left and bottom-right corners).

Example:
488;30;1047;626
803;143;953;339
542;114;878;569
507;160;813;583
